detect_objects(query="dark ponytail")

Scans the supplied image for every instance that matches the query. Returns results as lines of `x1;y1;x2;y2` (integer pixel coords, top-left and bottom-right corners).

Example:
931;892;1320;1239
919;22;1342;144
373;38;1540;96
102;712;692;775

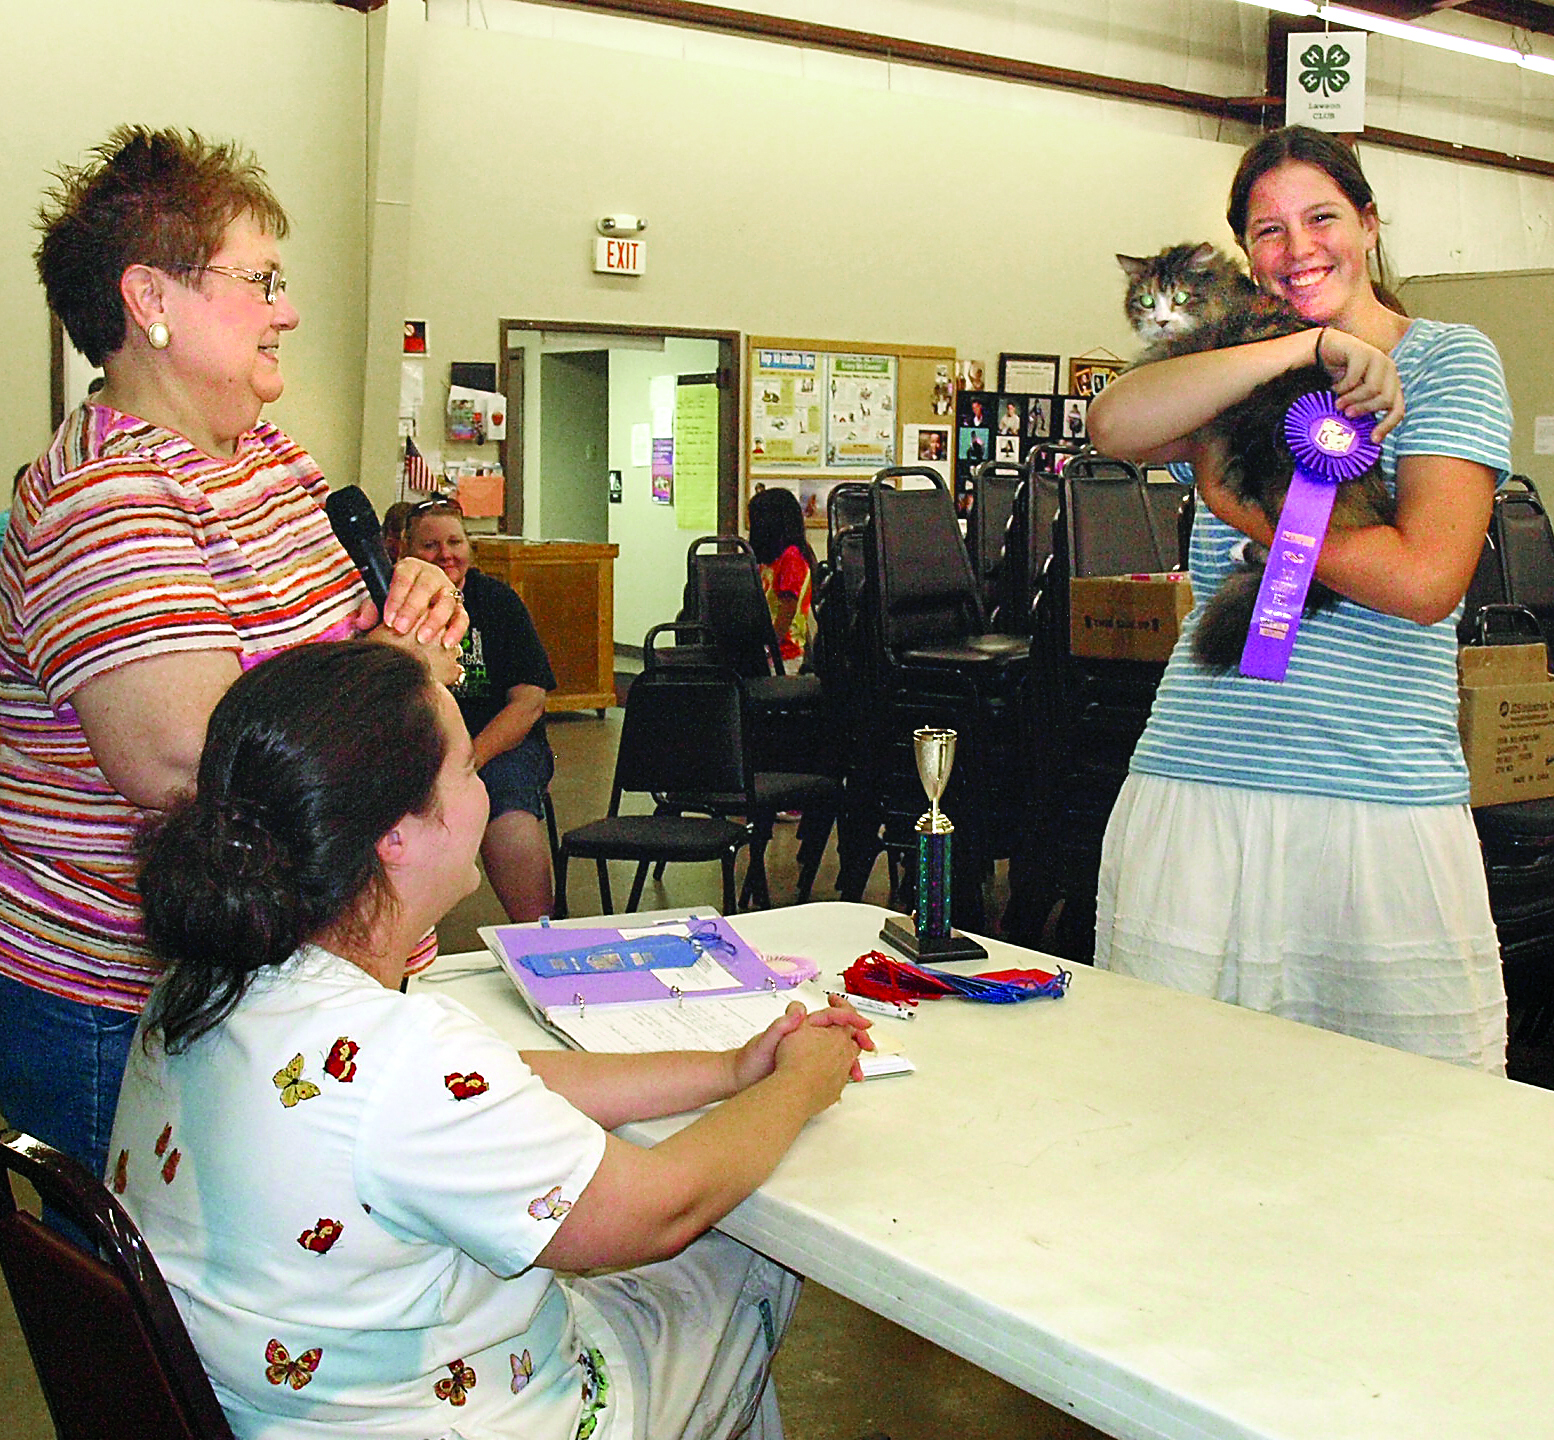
138;642;445;1052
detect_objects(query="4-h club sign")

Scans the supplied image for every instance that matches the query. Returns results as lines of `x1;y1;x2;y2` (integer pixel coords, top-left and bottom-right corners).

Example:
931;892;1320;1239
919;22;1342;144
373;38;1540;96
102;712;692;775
1286;30;1367;132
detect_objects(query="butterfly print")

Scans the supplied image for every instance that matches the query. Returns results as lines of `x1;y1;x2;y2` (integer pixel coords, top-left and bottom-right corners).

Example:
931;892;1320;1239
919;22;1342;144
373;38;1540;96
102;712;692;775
155;1124;172;1157
111;1149;128;1194
297;1218;343;1254
510;1350;533;1395
527;1185;572;1222
324;1037;358;1084
264;1339;322;1390
443;1071;488;1100
160;1148;181;1185
273;1054;321;1108
434;1358;476;1406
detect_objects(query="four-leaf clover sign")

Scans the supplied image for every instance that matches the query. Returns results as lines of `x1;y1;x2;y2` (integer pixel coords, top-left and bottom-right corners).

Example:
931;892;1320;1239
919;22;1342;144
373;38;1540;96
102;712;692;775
1300;41;1352;97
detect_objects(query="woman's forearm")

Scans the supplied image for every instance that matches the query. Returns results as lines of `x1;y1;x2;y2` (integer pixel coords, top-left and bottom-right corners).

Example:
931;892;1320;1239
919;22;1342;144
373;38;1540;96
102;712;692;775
522;1046;738;1130
1087;329;1319;460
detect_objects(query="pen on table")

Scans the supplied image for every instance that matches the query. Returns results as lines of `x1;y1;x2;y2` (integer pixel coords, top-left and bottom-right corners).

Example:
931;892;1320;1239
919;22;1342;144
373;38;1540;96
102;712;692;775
828;991;915;1021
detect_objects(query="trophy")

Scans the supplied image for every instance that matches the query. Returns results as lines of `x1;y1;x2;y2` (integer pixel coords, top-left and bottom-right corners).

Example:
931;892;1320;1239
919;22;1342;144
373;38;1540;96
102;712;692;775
879;728;989;964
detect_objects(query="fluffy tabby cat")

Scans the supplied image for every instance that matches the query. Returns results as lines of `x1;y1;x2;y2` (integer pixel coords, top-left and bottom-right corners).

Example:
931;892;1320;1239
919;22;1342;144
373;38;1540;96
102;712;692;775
1115;241;1395;669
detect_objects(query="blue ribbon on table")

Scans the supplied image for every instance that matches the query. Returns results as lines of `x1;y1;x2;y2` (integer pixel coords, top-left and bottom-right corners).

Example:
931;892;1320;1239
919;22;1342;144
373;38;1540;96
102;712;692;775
1239;393;1381;683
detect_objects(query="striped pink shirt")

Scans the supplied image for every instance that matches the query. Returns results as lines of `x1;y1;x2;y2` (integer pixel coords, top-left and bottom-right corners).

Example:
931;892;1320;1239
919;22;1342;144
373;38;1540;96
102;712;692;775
0;405;363;1010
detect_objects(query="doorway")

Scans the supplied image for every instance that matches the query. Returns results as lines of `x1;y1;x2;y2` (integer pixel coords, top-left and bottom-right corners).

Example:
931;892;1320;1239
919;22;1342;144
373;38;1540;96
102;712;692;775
498;320;741;651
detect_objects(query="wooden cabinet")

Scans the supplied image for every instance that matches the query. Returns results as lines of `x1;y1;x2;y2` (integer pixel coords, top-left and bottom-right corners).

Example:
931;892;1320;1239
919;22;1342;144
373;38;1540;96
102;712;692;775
471;537;619;713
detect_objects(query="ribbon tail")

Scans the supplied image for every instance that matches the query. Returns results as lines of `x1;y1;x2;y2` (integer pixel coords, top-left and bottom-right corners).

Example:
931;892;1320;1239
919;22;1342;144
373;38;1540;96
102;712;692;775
1238;467;1340;683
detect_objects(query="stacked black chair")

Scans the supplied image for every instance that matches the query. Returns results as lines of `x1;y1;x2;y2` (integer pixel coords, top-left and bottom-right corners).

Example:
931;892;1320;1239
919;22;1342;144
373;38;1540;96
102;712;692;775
965;459;1023;618
1004;453;1186;959
1;1127;236;1440
810;483;882;900
858;466;1030;930
989;455;1063;637
1458;479;1554;1046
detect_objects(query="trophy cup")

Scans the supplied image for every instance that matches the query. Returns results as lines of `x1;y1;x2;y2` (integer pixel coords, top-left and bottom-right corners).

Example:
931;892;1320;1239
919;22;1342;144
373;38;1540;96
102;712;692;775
879;727;989;964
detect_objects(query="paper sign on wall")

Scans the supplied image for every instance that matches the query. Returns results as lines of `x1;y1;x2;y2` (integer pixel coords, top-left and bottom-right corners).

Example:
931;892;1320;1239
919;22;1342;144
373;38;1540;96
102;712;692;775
1286;31;1366;132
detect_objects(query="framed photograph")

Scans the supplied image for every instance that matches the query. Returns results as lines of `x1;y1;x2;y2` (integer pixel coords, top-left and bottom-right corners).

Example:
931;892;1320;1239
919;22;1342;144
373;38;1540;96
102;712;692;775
998;352;1060;395
1068;356;1125;400
957;390;994;432
1061;396;1090;442
1024;394;1057;442
958;427;990;464
994;433;1020;463
995;395;1024;437
954;359;986;392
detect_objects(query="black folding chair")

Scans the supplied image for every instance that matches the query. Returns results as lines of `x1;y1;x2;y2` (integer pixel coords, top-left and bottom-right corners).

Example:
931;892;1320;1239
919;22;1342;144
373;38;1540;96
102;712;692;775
1;1128;235;1440
557;663;755;917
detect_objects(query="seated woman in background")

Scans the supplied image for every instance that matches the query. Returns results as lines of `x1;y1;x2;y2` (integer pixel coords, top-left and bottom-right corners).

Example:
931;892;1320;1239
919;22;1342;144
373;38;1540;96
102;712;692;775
406;496;556;921
111;641;869;1440
380;499;415;562
748;486;816;666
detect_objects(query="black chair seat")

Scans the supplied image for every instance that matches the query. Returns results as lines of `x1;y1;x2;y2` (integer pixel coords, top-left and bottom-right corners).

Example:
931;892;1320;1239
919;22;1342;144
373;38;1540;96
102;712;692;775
1475;797;1554;844
665;771;840;814
562;814;749;863
899;634;1030;667
744;673;823;710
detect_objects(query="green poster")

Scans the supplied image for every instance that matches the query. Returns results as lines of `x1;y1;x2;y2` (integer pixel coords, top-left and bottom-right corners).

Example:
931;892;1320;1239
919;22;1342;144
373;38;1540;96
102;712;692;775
673;383;719;531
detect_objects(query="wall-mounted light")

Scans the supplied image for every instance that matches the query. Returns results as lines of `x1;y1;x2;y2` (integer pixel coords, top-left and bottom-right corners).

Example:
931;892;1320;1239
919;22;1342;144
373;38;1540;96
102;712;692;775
1234;0;1554;76
597;215;648;236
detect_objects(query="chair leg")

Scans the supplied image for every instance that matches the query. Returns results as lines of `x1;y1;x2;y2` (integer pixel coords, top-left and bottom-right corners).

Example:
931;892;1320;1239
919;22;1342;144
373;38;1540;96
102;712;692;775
653;860;669;881
796;807;834;903
722;851;738;915
743;833;774;910
542;790;561;868
555;851;571;920
595;859;613;915
626;861;650;912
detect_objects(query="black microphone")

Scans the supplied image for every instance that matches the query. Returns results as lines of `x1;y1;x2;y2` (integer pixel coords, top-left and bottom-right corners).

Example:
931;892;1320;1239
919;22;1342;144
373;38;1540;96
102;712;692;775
324;485;394;611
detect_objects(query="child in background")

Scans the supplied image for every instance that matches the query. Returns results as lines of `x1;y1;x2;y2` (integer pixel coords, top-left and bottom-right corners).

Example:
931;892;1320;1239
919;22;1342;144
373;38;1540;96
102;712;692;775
748;487;817;665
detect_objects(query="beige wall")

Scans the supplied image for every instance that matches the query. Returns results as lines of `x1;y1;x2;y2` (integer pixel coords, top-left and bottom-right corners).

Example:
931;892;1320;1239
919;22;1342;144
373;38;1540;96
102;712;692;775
1;0;367;485
403;20;1240;471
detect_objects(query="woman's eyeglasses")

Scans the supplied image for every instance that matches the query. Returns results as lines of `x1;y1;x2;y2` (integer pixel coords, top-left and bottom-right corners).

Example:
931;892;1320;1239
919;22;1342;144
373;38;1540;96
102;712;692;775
188;265;288;305
410;497;463;516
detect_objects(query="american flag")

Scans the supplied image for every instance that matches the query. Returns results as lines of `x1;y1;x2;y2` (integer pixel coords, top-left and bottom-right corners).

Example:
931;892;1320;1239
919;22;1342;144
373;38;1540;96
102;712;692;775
403;435;437;493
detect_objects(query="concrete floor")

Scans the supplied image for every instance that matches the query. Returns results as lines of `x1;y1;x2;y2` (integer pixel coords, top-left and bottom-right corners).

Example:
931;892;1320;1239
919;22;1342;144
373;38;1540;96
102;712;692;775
0;702;1105;1440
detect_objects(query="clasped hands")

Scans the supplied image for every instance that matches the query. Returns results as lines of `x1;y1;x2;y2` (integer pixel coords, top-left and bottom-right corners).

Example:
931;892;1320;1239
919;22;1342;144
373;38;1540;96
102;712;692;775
354;557;468;688
737;995;876;1089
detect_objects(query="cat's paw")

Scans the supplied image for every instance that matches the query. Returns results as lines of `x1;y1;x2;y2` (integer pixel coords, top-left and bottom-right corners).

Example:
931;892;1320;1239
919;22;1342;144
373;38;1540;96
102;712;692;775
1229;537;1267;570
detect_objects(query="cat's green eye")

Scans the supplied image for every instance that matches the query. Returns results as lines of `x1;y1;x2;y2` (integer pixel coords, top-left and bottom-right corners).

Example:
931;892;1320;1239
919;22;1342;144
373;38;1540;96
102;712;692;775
1173;289;1191;305
1133;292;1153;309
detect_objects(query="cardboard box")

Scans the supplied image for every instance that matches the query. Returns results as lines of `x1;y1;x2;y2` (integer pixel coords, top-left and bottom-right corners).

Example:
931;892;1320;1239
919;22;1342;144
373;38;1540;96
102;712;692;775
1070;574;1193;663
1457;643;1554;807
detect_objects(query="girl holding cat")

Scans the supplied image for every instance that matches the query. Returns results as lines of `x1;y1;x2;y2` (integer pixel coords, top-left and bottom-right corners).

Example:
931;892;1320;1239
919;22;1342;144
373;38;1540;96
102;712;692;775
1087;125;1512;1072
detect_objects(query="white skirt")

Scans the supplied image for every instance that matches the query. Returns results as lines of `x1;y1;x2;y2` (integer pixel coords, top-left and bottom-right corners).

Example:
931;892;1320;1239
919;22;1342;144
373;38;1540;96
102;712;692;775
1094;774;1506;1073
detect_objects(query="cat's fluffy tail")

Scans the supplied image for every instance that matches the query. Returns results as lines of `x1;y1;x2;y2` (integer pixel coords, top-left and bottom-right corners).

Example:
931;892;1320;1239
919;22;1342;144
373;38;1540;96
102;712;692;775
1191;571;1263;669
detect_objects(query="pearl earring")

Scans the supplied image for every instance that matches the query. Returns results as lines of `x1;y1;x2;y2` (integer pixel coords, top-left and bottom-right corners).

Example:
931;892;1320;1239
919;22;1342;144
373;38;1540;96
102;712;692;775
147;321;170;350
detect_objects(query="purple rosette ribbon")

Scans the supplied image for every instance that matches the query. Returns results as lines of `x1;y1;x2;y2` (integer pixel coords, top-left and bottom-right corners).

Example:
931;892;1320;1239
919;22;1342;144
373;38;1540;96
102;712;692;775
1238;392;1381;682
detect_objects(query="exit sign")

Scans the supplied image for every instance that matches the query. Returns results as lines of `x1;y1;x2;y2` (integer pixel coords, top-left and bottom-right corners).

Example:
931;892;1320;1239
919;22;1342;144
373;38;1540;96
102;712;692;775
593;237;645;275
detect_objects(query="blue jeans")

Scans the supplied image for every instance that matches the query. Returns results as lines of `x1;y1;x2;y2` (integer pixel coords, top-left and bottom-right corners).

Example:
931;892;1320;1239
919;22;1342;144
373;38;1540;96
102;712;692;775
0;971;139;1185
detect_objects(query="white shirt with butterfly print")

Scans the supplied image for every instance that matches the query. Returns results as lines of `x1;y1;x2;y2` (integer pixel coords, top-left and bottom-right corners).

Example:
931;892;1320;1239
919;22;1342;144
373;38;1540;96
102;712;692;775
107;943;613;1439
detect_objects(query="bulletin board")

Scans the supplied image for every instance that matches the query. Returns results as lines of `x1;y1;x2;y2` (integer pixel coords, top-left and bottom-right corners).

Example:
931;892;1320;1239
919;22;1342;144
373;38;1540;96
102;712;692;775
746;335;957;526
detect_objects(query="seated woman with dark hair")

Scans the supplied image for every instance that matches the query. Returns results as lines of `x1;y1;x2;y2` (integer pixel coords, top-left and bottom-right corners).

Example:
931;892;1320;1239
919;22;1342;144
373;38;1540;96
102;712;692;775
110;641;868;1440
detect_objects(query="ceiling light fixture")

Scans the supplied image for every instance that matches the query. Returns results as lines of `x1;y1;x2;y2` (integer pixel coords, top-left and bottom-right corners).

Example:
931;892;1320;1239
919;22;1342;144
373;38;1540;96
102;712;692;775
1234;0;1554;77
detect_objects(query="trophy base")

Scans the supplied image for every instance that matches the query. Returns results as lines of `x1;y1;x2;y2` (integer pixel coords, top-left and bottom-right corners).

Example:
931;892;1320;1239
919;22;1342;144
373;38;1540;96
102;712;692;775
879;915;989;965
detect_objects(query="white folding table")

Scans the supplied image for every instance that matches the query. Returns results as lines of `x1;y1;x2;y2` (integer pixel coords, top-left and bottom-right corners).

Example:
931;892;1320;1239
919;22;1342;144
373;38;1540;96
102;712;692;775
419;901;1554;1440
